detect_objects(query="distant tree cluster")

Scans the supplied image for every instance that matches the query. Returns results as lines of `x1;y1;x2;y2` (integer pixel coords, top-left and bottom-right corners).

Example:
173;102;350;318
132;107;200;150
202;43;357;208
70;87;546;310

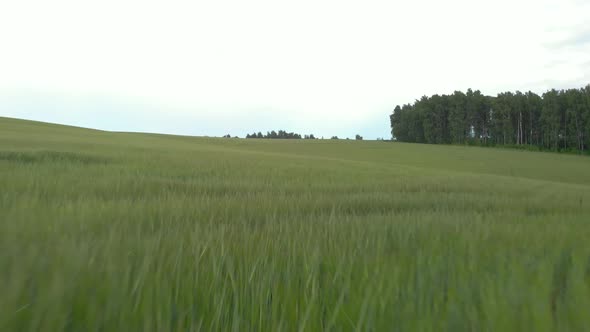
390;86;590;153
242;131;368;141
330;135;363;140
246;130;316;139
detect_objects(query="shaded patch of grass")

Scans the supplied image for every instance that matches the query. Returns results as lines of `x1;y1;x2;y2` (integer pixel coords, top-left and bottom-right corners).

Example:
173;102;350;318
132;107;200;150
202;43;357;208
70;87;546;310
0;150;106;165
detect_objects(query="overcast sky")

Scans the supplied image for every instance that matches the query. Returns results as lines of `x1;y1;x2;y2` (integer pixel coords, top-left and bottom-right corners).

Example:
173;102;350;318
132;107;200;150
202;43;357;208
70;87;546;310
1;0;589;139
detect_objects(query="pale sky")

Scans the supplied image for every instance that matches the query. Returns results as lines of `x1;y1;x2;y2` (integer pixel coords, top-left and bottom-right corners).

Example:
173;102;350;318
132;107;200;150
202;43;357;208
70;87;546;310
1;0;589;139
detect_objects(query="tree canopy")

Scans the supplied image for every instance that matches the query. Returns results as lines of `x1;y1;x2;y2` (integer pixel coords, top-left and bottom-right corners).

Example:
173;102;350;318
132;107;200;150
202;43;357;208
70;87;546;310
246;130;314;139
390;86;590;153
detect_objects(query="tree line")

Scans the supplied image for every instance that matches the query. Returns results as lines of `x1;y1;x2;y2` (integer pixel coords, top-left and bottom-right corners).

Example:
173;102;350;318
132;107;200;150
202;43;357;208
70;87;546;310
390;86;590;153
245;130;311;139
243;131;365;140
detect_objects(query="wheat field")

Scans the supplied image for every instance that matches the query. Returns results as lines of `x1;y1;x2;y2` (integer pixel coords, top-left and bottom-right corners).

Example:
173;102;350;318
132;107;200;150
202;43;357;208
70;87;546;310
2;116;590;331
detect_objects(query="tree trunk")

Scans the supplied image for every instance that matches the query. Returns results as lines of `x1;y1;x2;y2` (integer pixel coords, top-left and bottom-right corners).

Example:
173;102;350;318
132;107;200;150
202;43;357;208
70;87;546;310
519;111;523;145
576;113;584;154
564;110;569;150
529;112;533;145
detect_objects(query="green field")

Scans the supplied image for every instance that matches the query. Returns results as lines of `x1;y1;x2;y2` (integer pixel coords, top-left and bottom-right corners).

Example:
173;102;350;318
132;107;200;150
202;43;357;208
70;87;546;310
2;116;590;331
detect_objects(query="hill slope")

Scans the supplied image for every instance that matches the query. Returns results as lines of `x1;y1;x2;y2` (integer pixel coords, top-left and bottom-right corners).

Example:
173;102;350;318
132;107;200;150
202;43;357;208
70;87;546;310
2;116;590;331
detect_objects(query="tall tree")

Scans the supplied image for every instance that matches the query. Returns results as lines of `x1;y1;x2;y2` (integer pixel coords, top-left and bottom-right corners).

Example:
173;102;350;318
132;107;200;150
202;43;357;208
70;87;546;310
448;91;467;144
390;105;402;140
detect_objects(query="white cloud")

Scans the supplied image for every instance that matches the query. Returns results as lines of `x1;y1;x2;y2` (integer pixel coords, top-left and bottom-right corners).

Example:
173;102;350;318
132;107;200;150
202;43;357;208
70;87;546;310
1;0;589;138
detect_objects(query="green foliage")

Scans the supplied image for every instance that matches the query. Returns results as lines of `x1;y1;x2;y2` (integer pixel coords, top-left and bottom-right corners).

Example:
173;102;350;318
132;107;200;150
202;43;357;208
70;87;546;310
2;117;590;331
247;130;303;139
390;85;590;153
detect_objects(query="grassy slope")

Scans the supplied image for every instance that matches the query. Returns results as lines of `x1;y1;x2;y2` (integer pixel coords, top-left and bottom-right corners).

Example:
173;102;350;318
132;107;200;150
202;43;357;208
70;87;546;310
1;116;590;331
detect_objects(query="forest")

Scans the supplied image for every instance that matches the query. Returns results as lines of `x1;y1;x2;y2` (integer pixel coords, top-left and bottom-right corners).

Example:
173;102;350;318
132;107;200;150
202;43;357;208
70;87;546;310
390;86;590;153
